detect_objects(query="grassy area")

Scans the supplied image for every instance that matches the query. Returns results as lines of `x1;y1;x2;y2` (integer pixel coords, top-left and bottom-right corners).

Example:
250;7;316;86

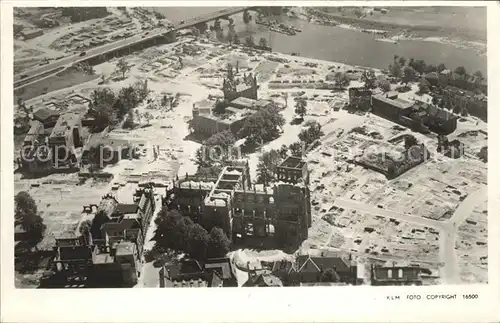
15;68;99;101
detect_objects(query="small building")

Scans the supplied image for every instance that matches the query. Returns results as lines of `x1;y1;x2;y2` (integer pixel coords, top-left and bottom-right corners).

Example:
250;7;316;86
371;265;423;286
21;28;44;40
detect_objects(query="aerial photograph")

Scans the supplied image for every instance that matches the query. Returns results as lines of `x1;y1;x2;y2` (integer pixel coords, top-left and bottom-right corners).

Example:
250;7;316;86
13;6;487;288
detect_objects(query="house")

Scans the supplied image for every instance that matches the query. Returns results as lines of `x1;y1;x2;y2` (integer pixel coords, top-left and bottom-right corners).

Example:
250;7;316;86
270;254;357;286
243;269;283;287
371;265;423;286
92;187;156;257
159;257;237;287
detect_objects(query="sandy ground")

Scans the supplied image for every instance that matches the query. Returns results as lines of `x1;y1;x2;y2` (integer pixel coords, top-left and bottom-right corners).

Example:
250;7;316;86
15;34;488;286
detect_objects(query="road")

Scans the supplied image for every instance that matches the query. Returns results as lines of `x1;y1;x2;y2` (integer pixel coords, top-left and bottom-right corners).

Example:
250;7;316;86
334;198;448;230
14;7;251;85
440;185;487;284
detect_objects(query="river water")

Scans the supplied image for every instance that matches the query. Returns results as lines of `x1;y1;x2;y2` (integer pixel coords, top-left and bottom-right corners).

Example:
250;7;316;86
154;7;486;74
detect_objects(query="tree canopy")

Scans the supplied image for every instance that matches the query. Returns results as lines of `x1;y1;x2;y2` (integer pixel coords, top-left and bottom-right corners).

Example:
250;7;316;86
207;227;231;258
237;105;285;143
256;149;282;185
298;121;324;149
15;191;46;250
294;98;307;119
361;70;377;89
402;66;416;85
116;58;131;79
334;72;350;88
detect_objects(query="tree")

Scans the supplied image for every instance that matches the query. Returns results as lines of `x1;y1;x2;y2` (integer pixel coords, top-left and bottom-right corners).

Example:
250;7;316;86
116;58;130;79
203;130;236;162
194;146;210;168
418;79;431;94
258;37;268;48
378;79;391;92
361;70;376;89
424;64;437;73
319;268;340;282
144;112;153;125
389;63;402;78
154;209;194;251
245;35;255;47
298;121;324;148
454;66;467;76
187;223;209;260
116;85;139;118
256;149;282;185
91;88;116;107
233;34;240;45
398;57;406;67
334;72;350;88
404;135;419;150
207;227;231;258
15;191;46;250
402;66;416;85
473;70;483;79
122;111;136;129
412;59;427;74
437;63;447;72
91;101;118;129
289;141;303;157
237;105;285;143
294;98;307;119
243;10;251;24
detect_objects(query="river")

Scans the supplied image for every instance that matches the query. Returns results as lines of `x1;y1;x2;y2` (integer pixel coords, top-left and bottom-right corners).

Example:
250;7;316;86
153;7;487;74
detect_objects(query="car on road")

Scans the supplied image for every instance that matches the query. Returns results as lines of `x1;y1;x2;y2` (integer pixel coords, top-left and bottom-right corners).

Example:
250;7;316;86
79;52;87;57
20;74;28;79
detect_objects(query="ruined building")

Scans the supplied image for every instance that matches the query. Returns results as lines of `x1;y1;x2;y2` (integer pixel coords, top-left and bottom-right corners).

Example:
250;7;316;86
166;156;311;249
222;72;258;102
19;110;83;174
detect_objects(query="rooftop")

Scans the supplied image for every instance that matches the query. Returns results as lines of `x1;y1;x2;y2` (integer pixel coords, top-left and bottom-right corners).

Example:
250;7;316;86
229;97;270;110
33;108;60;124
115;203;139;215
115;241;136;257
49;113;81;139
372;94;414;110
279;156;306;169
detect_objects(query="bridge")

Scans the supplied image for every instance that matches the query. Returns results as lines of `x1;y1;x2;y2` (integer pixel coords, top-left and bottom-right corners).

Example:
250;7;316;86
14;7;255;90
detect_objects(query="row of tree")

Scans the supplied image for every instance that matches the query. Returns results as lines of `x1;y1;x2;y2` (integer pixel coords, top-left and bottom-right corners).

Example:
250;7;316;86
154;208;231;260
389;55;484;82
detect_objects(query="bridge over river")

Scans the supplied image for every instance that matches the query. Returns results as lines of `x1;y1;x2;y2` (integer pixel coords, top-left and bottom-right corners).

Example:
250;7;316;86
14;7;254;90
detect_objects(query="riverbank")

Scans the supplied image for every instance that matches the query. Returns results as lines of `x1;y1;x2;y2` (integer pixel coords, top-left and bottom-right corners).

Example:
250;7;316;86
300;7;486;55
